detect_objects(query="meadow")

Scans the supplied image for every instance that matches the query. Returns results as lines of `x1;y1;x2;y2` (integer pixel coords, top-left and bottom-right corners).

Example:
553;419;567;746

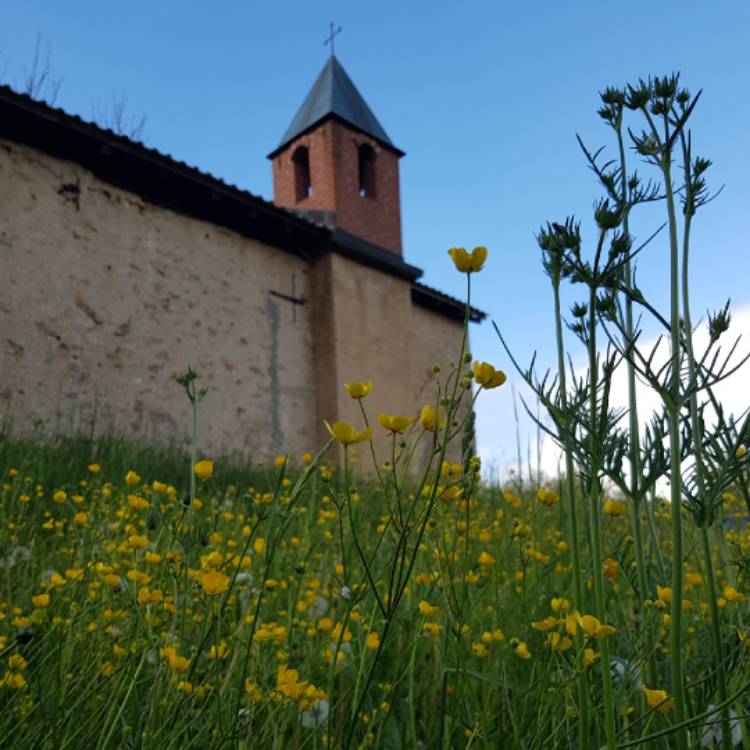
1;75;749;749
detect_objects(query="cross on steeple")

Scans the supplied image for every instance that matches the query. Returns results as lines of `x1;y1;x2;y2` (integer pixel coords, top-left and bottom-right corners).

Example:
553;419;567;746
324;22;342;57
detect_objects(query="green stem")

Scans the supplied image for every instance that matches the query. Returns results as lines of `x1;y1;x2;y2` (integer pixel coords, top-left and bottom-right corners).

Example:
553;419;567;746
662;142;689;750
587;280;617;750
552;276;590;748
679;129;731;750
616;118;657;687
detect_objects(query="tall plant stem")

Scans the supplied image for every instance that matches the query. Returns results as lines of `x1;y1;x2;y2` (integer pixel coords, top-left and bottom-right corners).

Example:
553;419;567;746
616;122;657;685
662;144;689;750
679;135;731;750
552;278;590;747
587;282;616;750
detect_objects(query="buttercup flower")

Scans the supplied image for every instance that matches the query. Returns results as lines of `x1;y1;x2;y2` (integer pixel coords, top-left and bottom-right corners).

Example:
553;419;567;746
448;246;488;273
419;405;445;432
578;614;616;639
642;685;674;711
323;421;373;446
377;414;415;434
199;569;230;596
603;499;626;517
194;459;214;480
125;470;141;486
344;381;373;399
472;361;507;389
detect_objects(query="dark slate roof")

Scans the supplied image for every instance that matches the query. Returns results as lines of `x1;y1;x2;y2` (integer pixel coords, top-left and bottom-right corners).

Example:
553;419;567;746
412;283;486;323
270;56;402;157
0;84;482;323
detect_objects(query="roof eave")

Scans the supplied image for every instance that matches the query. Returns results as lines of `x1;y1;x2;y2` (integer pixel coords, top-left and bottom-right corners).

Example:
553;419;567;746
267;112;406;160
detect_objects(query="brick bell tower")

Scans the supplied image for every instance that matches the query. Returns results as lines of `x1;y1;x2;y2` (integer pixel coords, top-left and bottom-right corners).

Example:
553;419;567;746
268;55;404;255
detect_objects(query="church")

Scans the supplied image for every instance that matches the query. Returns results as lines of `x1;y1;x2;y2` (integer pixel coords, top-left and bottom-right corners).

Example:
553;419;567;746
0;54;483;462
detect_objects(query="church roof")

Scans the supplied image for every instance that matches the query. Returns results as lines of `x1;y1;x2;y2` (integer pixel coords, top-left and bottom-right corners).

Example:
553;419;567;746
271;55;402;157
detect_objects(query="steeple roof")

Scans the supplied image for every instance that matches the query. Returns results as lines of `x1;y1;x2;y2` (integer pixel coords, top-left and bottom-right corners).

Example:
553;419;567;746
271;56;402;157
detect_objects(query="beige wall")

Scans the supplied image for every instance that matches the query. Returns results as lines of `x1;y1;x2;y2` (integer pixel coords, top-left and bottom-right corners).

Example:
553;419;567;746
320;253;467;469
0;139;318;459
0;139;470;469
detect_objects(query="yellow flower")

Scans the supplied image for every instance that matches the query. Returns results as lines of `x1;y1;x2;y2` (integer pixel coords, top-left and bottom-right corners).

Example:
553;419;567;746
724;585;745;603
377;414;416;434
656;585;672;606
199;569;230;596
686;572;703;588
602;558;620;580
448;246;488;273
52;490;67;504
8;654;27;670
418;600;440;617
419;405;445;432
514;641;531;659
179;680;193;695
736;445;747;459
101;661;115;677
74;512;87;526
345;381;373;399
642;685;674;711
536;487;559;505
323;420;373;446
210;642;229;660
423;622;441;638
169;654;190;673
478;551;496;566
578;614;616;639
440;485;462;502
551;597;570;612
547;632;573;652
603;499;626;517
125;470;141;486
194;460;214;480
583;648;599;668
32;594;50;608
88;463;101;474
531;616;558;632
472;361;507;389
366;632;380;652
128;494;149;511
152;480;167;493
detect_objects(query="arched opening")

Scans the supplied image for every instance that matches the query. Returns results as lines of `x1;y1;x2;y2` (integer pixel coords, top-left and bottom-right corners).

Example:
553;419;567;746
358;143;376;198
292;146;312;202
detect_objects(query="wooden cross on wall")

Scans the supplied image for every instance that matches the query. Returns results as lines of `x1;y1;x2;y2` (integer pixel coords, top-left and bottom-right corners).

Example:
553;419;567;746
269;274;306;323
324;22;342;57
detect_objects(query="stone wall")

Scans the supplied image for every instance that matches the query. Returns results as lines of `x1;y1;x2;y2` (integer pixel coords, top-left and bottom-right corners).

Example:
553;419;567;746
0;139;319;459
0;138;469;469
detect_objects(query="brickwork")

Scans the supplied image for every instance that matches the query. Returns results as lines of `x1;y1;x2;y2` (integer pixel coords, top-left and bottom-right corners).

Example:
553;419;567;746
272;119;403;254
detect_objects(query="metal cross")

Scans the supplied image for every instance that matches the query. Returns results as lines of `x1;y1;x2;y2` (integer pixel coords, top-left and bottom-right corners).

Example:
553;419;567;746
324;22;342;57
269;274;306;323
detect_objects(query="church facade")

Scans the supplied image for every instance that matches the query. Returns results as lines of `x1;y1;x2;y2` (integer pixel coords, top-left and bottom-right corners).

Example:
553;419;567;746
0;56;482;461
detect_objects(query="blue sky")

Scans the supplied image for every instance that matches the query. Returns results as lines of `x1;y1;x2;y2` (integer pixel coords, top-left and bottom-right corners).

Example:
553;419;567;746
3;2;749;472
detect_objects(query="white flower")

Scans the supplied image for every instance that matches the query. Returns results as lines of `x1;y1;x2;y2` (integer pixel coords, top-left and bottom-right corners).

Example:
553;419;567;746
308;596;328;618
301;699;329;729
700;705;741;748
339;586;351;600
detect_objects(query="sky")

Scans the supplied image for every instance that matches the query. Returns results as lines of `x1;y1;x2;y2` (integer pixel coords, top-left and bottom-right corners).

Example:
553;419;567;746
2;2;749;475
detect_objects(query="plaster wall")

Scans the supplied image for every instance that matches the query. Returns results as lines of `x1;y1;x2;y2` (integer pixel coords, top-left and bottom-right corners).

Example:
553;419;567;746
0;139;319;459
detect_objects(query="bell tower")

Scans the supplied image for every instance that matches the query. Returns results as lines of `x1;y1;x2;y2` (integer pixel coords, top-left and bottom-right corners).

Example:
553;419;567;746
268;55;404;255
